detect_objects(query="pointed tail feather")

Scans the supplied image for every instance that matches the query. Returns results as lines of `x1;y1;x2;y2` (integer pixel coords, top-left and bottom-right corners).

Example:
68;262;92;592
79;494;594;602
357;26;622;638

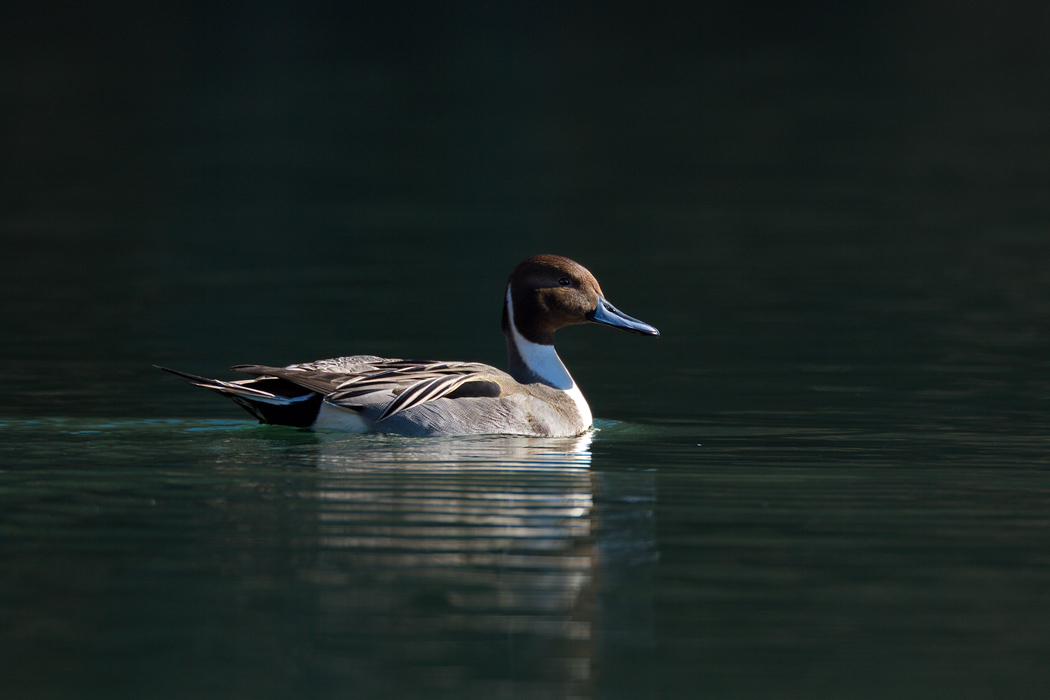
156;365;325;427
155;365;281;400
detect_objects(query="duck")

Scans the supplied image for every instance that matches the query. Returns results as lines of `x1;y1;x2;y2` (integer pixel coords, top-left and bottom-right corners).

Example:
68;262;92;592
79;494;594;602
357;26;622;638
158;254;659;437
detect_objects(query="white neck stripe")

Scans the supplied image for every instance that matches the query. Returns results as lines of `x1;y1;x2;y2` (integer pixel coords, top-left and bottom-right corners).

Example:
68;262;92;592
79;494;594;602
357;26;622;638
505;286;592;428
505;286;573;390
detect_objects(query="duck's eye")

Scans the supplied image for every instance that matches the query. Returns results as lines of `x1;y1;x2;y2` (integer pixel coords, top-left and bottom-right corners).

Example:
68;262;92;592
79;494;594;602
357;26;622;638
558;278;572;286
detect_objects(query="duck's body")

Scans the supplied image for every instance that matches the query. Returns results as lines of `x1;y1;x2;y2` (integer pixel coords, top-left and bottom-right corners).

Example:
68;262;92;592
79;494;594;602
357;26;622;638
160;255;658;437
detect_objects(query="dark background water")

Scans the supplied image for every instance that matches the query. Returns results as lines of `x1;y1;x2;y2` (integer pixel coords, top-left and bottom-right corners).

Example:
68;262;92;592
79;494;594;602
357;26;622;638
3;3;1050;699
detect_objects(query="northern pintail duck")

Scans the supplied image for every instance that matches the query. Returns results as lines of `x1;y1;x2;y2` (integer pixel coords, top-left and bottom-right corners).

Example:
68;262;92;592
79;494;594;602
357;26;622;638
159;255;659;437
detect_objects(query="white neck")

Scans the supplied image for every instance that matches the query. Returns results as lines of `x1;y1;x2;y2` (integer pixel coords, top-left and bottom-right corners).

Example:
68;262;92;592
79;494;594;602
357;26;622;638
505;287;592;427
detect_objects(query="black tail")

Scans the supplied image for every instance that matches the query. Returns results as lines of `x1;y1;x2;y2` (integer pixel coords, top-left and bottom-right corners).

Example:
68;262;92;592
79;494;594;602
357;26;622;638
156;365;324;427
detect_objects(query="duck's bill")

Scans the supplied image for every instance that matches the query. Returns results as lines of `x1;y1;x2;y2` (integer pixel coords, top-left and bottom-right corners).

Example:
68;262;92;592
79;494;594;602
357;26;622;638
588;296;660;336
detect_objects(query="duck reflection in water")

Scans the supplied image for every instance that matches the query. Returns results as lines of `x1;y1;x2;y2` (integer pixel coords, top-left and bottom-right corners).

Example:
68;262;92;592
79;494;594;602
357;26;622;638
280;432;657;698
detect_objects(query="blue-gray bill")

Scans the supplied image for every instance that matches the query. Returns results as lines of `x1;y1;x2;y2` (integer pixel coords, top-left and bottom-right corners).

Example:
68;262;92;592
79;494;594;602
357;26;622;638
587;296;660;336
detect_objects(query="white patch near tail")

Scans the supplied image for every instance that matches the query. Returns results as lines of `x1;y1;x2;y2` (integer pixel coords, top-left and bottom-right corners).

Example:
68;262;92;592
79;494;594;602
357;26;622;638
313;402;370;432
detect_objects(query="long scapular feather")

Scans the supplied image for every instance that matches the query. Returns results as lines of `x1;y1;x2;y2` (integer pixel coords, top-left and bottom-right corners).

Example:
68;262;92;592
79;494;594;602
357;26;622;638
373;374;481;423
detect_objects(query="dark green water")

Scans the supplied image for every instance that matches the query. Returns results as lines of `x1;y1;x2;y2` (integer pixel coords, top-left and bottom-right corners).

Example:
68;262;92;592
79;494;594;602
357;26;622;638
4;5;1050;699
